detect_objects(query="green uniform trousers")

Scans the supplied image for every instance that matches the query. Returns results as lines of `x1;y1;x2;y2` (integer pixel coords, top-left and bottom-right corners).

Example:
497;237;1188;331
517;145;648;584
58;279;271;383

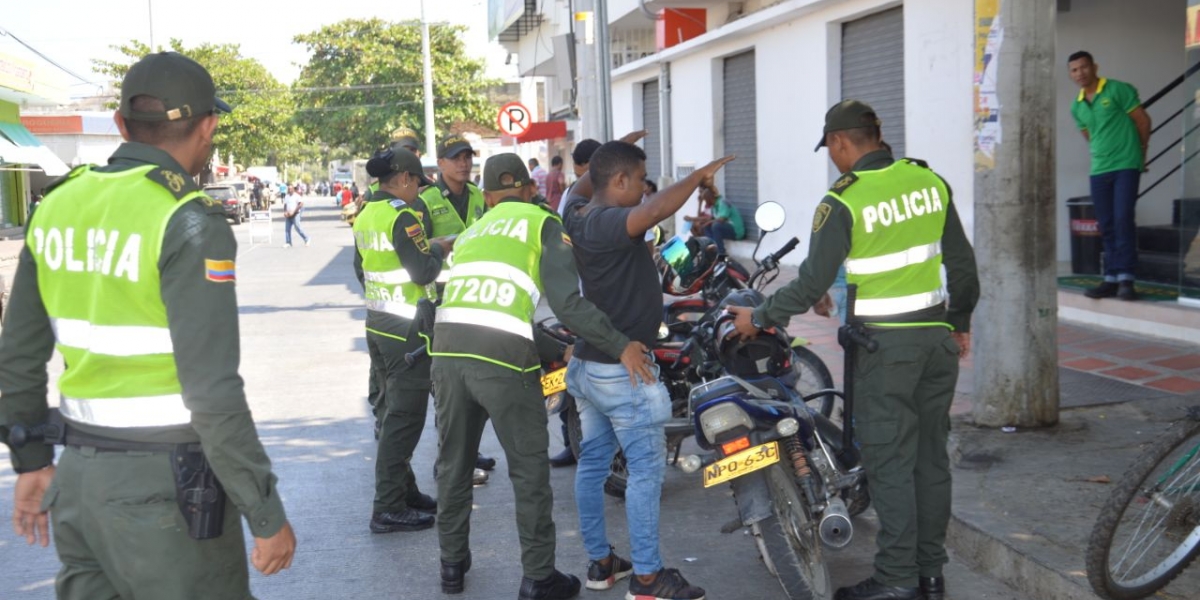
431;356;556;580
47;445;252;600
369;329;433;513
853;326;960;588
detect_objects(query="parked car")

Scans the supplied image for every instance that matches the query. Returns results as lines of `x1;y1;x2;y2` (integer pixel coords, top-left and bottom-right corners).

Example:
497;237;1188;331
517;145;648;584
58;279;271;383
203;184;250;224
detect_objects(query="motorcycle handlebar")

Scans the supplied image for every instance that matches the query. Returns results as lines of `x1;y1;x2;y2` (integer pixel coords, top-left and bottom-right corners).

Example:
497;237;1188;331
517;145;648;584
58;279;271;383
769;237;800;264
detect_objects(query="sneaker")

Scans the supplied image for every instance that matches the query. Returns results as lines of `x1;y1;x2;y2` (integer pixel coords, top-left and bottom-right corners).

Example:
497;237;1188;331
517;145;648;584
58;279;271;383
587;548;633;590
1117;280;1138;301
305;238;311;246
407;492;437;513
1084;281;1118;299
550;447;578;468
476;453;497;471
518;569;582;600
473;468;489;486
283;243;292;248
626;568;705;600
368;508;434;533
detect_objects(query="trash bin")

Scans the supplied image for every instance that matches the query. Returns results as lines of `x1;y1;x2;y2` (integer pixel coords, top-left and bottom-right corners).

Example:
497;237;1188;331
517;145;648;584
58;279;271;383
1067;196;1102;275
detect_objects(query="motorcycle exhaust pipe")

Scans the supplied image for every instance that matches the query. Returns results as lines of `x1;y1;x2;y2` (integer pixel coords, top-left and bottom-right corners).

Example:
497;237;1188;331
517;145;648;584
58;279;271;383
819;497;853;549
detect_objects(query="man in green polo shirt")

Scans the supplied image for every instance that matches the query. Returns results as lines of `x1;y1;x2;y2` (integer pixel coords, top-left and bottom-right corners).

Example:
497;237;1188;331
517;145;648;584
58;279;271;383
1069;50;1152;301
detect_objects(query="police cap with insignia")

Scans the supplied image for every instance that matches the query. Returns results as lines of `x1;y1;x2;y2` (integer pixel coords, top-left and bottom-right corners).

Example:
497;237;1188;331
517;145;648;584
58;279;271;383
120;52;232;121
482;153;534;192
438;135;476;159
390;127;421;152
814;99;881;152
367;146;433;186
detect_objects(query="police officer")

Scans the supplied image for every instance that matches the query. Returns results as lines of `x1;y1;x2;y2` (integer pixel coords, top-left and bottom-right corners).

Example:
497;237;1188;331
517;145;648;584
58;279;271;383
730;100;979;600
353;146;449;533
430;154;652;599
0;51;296;598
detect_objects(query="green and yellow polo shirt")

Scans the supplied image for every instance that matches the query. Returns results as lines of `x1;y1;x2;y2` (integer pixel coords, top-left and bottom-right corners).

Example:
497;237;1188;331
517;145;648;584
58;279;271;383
1071;77;1144;175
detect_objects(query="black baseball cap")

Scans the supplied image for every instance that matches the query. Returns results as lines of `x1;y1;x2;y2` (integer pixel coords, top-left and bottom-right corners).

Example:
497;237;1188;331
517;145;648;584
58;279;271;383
389;148;433;186
438;135;475;159
572;139;602;165
391;127;420;152
120;52;231;121
814;100;881;151
482;153;534;192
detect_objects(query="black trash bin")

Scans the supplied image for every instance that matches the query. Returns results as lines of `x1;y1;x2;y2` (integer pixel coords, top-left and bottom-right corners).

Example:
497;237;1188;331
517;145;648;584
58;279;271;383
1067;196;1102;275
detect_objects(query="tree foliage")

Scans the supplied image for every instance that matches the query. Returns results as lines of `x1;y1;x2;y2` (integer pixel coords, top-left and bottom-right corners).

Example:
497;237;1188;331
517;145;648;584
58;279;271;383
92;40;310;167
292;18;498;156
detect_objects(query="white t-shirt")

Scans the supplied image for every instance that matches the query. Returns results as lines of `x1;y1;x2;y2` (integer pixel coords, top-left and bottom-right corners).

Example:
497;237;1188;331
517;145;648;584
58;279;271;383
283;194;303;215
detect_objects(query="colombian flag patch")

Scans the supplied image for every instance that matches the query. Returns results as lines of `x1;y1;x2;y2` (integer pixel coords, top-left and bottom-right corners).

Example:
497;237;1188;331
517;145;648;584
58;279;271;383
205;259;236;283
404;223;424;238
561;233;573;247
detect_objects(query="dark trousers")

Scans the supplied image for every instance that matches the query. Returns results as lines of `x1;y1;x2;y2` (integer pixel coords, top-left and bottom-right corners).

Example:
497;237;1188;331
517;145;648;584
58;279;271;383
1089;169;1140;279
368;329;432;513
432;356;556;580
704;221;738;255
854;327;960;588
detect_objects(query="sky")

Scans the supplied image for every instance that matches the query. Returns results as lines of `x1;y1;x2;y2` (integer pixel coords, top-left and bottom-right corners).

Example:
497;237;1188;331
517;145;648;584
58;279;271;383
2;0;518;99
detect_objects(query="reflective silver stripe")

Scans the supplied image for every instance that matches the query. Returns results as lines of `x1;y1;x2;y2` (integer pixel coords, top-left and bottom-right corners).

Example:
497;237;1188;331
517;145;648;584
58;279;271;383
435;270;451;284
856;288;947;317
437;307;533;341
52;318;173;357
844;242;942;276
365;298;418;318
447;261;542;306
363;269;412;285
61;394;190;428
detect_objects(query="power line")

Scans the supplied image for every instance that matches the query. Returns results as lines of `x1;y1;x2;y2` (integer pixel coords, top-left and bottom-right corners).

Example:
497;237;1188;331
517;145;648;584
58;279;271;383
294;100;425;112
217;82;430;95
0;26;93;85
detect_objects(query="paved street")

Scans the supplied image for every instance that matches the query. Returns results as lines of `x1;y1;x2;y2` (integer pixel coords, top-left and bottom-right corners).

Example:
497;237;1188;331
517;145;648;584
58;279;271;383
0;200;1019;599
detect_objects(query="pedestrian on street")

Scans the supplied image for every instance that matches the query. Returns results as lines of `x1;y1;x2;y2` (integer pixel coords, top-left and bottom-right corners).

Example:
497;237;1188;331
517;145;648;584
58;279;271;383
430;153;650;599
283;184;310;247
564;140;731;600
353;146;448;534
558;139;602;218
698;185;745;255
729;99;980;600
529;157;548;197
1068;51;1151;301
546;156;567;211
0;51;296;599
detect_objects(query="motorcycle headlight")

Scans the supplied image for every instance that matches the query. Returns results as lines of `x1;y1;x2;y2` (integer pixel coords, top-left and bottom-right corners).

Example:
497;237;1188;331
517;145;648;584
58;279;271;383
699;402;753;445
658;322;670;340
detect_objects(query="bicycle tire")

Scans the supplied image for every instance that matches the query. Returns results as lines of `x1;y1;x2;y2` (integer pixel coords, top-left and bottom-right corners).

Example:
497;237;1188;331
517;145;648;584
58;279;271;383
790;347;836;420
1085;412;1200;599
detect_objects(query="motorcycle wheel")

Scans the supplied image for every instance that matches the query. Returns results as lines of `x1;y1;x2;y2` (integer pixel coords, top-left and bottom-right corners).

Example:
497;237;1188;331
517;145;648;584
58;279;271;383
566;401;629;500
757;463;834;600
790;347;837;421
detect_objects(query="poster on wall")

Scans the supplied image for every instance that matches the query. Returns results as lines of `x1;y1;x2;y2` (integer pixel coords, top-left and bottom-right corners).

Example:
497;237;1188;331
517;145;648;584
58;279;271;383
974;0;1002;171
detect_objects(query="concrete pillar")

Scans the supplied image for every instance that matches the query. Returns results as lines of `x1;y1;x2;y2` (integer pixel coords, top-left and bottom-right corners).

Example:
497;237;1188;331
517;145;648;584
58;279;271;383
971;0;1060;427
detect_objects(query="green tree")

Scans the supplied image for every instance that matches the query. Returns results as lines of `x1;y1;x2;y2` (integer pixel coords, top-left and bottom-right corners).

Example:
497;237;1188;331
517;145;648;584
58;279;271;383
293;18;498;156
92;40;310;167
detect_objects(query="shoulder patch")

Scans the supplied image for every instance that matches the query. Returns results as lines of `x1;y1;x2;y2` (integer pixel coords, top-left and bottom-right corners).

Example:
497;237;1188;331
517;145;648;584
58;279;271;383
145;167;200;200
830;172;858;194
904;157;930;169
389;199;407;209
561;232;573;247
812;203;833;233
205;259;236;283
404;221;430;253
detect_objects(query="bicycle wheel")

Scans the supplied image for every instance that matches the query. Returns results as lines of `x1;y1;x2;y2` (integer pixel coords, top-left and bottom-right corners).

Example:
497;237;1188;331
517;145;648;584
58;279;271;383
790;347;837;420
1085;410;1200;599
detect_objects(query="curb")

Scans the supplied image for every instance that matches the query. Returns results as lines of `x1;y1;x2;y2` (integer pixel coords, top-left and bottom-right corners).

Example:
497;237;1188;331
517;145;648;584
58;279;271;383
946;515;1102;600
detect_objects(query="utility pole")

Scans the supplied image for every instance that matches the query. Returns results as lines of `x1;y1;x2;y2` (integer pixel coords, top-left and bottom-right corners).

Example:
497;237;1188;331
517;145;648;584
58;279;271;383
593;0;613;141
574;0;613;141
148;0;155;50
972;0;1059;427
420;0;436;157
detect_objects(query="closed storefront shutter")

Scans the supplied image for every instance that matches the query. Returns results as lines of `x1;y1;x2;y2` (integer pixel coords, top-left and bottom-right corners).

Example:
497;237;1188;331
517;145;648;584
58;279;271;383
841;7;905;158
642;79;661;184
722;50;759;238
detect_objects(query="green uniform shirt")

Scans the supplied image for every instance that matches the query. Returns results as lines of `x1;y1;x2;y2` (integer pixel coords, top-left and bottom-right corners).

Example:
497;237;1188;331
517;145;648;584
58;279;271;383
713;196;745;239
1071;77;1144;175
0;142;287;538
753;150;979;332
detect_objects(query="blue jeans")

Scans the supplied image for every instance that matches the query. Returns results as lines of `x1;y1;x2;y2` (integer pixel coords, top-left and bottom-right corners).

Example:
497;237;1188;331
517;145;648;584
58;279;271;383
567;357;671;575
285;214;308;245
704;221;738;255
1089;169;1140;280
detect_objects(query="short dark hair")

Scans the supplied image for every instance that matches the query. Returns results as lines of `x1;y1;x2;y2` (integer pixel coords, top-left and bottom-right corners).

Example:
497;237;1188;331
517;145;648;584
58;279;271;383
834;123;882;148
1068;51;1094;65
644;178;658;194
550;155;563;167
572;139;602;165
589;141;646;191
528;157;539;167
123;95;205;145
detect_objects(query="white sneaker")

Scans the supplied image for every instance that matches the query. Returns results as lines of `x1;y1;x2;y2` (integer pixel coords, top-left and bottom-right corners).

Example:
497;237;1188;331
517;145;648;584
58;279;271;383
305;238;311;246
284;243;291;248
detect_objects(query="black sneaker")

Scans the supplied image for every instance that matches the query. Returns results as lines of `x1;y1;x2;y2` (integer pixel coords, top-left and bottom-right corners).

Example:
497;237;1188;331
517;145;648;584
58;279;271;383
833;577;920;600
518;569;582;600
476;453;497;471
550;447;578;468
625;568;705;600
407;492;437;513
368;508;434;533
1084;281;1119;299
919;576;945;600
586;548;632;590
1118;280;1139;301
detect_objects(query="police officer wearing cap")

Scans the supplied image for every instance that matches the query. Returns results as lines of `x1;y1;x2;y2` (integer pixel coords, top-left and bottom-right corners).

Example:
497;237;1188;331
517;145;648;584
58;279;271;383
353;146;450;533
730;100;979;600
430;153;650;599
0;51;296;598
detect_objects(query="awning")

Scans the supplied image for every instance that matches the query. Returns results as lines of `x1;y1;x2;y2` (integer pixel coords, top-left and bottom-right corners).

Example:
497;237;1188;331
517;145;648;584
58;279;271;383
0;121;70;176
517;121;568;144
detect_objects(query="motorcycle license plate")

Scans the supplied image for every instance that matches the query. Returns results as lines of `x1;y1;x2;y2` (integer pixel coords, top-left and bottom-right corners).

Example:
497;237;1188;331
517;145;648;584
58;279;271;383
703;441;780;488
541;368;567;396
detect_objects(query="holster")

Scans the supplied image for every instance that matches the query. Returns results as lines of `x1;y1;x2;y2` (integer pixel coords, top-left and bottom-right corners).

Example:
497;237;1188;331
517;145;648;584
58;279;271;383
170;445;227;540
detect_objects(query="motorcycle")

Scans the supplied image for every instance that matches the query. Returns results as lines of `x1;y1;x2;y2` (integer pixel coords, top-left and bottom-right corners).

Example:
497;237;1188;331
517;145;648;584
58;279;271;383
688;203;873;600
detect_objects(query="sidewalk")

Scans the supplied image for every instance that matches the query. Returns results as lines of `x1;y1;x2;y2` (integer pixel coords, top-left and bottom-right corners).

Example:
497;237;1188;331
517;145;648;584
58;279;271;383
776;291;1200;599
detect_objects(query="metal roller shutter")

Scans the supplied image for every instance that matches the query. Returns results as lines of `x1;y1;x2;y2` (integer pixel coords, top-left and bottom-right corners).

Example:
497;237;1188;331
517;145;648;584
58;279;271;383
722;50;759;238
642;80;662;183
841;7;905;158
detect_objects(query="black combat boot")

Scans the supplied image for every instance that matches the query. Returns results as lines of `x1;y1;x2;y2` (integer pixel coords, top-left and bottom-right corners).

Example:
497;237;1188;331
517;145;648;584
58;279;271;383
834;577;921;600
368;508;434;533
441;552;472;594
919;576;945;600
517;569;581;600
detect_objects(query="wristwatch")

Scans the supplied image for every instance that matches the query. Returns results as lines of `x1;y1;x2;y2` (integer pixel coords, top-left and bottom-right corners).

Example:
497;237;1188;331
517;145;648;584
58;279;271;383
750;311;764;330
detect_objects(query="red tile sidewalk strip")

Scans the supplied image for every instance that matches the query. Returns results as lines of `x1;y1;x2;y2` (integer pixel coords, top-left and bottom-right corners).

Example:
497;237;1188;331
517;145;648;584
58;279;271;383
1150;354;1200;372
1099;366;1161;381
1062;357;1118;371
1144;376;1200;394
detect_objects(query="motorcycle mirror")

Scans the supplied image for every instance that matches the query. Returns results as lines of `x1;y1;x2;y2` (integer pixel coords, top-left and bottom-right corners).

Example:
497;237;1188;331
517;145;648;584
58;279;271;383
754;202;786;232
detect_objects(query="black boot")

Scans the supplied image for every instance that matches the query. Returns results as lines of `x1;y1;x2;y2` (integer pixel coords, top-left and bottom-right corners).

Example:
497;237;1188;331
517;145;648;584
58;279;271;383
476;453;497;471
368;508;434;533
549;447;577;468
919;576;945;600
1084;281;1119;299
834;577;920;600
441;552;472;594
407;492;437;513
1117;280;1139;301
518;569;581;600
